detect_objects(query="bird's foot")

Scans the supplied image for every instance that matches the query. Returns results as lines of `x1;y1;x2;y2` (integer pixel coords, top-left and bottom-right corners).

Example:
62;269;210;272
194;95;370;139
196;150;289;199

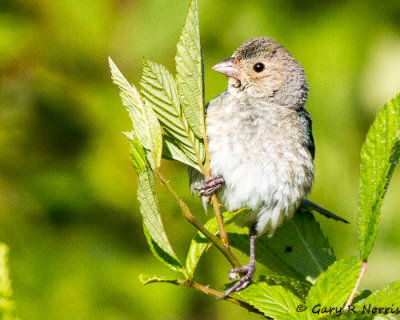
196;176;224;197
223;262;256;298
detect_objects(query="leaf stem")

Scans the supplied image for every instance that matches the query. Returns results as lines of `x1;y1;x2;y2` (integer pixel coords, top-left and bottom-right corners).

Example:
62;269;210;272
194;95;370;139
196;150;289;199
155;169;241;268
344;260;368;309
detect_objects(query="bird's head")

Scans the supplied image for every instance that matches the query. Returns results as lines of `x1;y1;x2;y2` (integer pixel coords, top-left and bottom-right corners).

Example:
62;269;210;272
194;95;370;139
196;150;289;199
212;37;308;109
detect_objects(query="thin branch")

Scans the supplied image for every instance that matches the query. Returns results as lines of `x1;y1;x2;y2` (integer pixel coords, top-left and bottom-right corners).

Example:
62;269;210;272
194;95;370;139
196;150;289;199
344;260;368;309
176;279;264;316
155;169;241;268
202;133;230;248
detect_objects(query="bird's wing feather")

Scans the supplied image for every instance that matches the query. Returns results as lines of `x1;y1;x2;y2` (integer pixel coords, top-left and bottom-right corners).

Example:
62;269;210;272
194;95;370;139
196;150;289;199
188;166;204;195
298;107;315;160
188;166;209;212
300;199;349;223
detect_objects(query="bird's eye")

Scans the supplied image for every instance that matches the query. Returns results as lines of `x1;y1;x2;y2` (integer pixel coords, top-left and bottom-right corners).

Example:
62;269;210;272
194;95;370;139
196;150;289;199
253;63;265;73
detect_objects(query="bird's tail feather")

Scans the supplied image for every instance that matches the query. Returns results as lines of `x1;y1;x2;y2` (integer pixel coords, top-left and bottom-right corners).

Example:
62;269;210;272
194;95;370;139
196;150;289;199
300;199;349;224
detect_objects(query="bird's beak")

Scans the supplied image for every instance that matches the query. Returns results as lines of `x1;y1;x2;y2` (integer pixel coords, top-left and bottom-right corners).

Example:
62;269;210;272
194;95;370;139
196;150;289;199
212;58;241;79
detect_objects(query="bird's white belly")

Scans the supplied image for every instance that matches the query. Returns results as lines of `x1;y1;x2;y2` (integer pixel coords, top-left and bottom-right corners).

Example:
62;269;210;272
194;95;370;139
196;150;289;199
207;110;313;236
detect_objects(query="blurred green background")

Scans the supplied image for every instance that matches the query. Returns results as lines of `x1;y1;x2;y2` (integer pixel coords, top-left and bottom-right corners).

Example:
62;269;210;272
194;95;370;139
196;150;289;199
1;0;400;319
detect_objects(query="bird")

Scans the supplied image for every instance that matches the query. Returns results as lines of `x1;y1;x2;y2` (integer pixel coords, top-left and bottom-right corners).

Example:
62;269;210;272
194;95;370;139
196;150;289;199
189;37;348;298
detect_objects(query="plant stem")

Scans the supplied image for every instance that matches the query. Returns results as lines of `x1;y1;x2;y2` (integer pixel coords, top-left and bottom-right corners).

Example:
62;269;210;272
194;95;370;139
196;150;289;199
344;260;368;309
155;170;241;268
202;133;230;248
176;279;263;315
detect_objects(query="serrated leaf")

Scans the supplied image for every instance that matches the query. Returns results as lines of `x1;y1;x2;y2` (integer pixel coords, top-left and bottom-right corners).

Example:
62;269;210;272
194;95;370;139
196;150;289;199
175;0;205;138
142;224;183;272
130;139;183;273
162;135;201;171
358;93;400;261
143;101;164;168
236;281;313;320
185;209;249;279
109;57;162;168
139;274;180;285
355;281;400;309
140;59;205;170
306;257;361;312
229;210;336;284
129;135;147;172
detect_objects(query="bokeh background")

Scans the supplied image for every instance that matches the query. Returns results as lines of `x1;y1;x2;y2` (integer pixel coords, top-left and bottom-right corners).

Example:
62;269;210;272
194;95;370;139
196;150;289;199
1;0;400;319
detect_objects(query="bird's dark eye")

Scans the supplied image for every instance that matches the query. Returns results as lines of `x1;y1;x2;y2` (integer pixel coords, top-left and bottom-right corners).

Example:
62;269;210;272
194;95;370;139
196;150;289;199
253;63;265;73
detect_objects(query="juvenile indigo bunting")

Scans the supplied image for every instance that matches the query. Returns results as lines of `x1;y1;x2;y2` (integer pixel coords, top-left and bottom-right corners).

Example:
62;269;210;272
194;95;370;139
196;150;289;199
190;37;348;297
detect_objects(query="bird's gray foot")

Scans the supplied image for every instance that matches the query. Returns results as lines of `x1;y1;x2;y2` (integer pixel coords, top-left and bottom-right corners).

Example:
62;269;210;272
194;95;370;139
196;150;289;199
196;176;224;196
223;262;256;298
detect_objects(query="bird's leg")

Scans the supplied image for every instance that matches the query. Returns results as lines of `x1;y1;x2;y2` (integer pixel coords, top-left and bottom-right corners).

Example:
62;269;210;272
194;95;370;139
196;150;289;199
196;176;224;196
223;227;257;298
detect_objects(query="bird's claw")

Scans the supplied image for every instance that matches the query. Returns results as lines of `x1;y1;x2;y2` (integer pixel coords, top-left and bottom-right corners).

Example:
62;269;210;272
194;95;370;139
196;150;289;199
223;263;256;298
195;176;224;196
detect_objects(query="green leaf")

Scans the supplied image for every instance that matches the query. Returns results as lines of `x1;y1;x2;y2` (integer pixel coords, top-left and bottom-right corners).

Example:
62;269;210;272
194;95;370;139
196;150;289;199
175;0;205;138
185;209;249;279
129;134;147;172
162;135;200;170
140;59;205;170
122;130;135;142
109;57;163;169
236;281;312;320
355;280;400;308
257;275;312;301
139;274;180;285
358;93;400;261
229;210;336;284
325;314;399;320
352;290;372;304
323;283;400;320
130;138;183;273
142;224;183;273
0;244;18;320
306;257;361;311
324;313;374;320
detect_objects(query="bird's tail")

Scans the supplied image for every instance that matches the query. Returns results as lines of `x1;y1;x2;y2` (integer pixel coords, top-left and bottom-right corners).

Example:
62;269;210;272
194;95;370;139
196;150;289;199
300;199;349;224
